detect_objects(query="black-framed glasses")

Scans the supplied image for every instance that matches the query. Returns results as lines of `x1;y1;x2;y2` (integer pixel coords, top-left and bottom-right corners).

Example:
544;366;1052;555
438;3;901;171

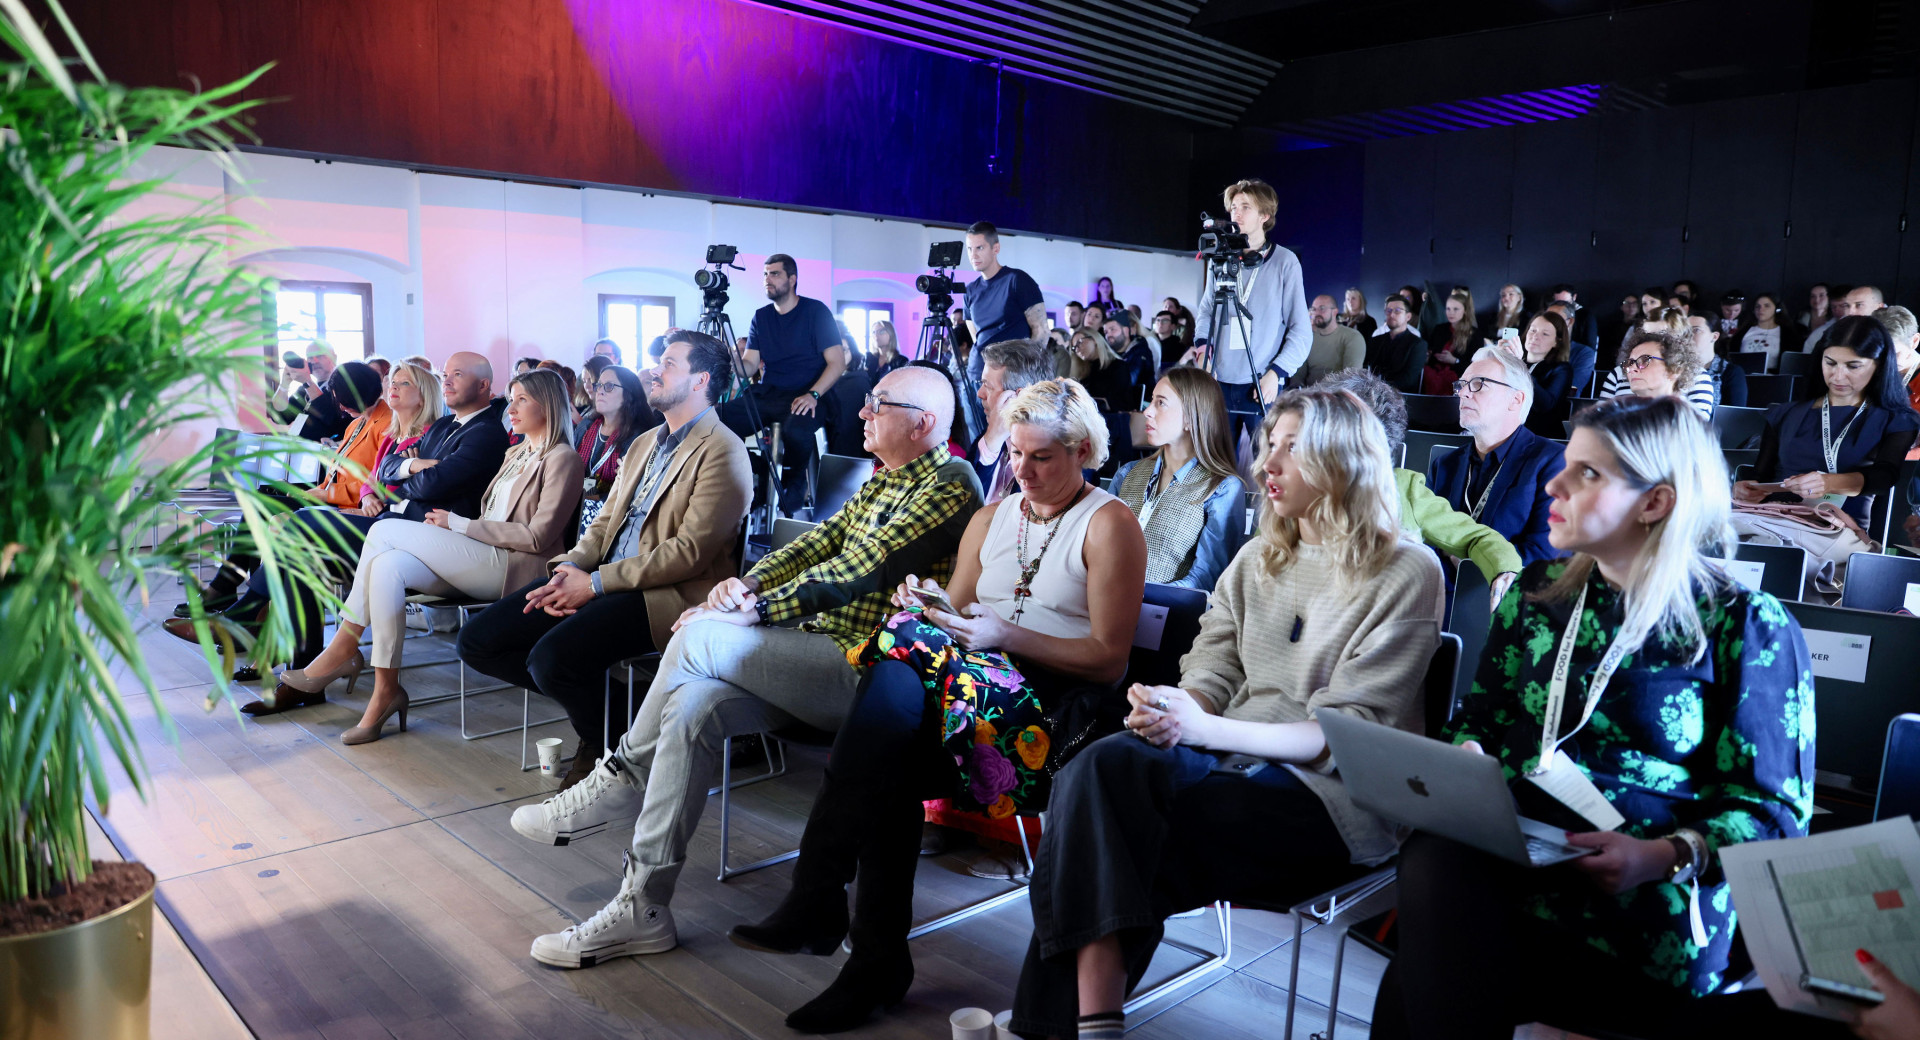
863;393;928;414
593;381;622;394
1624;353;1666;372
1451;376;1514;395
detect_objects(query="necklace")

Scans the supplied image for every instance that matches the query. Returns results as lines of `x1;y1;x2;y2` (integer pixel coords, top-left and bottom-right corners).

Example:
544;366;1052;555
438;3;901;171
1013;483;1091;623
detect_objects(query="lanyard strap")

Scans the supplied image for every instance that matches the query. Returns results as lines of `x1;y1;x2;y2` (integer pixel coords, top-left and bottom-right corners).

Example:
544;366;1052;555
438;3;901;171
1468;454;1503;521
1135;455;1167;529
1820;398;1865;473
1534;582;1632;776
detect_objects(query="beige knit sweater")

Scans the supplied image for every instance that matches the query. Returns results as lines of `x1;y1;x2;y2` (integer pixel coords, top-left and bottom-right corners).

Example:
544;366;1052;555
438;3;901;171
1179;539;1445;865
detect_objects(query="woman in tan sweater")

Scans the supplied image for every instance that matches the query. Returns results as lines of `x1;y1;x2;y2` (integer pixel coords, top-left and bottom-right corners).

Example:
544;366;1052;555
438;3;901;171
275;368;585;744
1009;387;1445;1040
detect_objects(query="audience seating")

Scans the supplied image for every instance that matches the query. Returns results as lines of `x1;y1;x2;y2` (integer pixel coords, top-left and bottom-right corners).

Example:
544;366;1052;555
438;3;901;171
1709;405;1767;449
1778;352;1819;380
1445;563;1492;708
1726;352;1767;375
1402;430;1472;475
402;591;566;770
1726;542;1809;602
1401;394;1459;433
1783;600;1920;792
1721;447;1759;472
1875;714;1920;822
1569;396;1603;418
1839;552;1920;613
1743;374;1797;407
809;453;876;522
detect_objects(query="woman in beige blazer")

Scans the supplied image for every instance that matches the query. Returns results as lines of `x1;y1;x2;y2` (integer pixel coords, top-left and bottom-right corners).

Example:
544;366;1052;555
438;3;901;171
278;368;586;745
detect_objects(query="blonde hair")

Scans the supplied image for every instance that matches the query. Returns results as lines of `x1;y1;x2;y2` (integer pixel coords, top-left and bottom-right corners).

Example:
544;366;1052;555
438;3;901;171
1341;287;1368;318
1495;283;1526;329
403;354;435;375
386;361;444;440
1153;367;1238;487
1002;378;1111;470
872;319;898;357
1067;329;1120;382
1446;289;1477;351
1253;388;1403;586
1535;396;1732;664
509;368;575;452
1221;178;1279;231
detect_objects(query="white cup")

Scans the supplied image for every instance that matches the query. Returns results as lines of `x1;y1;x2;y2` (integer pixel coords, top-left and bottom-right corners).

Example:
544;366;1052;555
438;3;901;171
535;737;564;776
994;1009;1016;1040
950;1007;994;1040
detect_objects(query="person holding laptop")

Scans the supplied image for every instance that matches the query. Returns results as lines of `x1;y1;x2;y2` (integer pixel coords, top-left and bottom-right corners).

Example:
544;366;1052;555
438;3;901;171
1007;387;1444;1040
1370;395;1820;1040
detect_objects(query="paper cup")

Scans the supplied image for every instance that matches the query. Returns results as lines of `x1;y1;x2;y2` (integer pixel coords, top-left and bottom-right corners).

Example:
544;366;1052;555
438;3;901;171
994;1009;1016;1040
535;737;564;776
949;1007;994;1040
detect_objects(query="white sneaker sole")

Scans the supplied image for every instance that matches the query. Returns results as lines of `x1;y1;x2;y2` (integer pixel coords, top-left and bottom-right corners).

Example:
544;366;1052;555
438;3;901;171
511;810;611;847
530;932;677;968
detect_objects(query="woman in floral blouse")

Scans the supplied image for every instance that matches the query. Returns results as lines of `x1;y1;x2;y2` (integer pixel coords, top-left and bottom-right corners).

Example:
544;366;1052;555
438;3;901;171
1372;394;1834;1039
725;380;1147;1033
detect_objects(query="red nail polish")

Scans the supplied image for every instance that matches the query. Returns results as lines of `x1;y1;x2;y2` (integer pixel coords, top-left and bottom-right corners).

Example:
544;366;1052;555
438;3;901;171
1857;949;1874;964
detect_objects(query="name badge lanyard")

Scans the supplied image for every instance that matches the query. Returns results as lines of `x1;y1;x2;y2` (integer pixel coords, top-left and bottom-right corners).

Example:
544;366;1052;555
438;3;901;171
1820;398;1864;473
1468;457;1503;522
1135;455;1167;529
1532;581;1632;778
584;432;621;490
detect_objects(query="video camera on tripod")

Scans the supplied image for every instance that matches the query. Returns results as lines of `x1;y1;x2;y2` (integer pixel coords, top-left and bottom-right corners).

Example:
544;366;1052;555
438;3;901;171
914;240;966;314
1193;212;1254;374
1197;211;1250;278
694;244;742;312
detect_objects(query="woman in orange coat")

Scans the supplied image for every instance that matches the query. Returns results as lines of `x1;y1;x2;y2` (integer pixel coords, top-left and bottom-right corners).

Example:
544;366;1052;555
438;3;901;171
313;361;393;508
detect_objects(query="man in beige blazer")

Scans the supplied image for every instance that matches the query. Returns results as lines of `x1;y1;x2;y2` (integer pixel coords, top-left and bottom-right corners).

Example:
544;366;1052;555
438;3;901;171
458;332;752;786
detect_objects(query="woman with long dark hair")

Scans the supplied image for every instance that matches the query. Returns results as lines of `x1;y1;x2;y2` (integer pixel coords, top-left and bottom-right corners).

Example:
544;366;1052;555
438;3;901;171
574;364;656;533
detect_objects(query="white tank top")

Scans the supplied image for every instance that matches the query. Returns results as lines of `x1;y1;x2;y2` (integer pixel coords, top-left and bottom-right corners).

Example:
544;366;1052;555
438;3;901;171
974;487;1114;641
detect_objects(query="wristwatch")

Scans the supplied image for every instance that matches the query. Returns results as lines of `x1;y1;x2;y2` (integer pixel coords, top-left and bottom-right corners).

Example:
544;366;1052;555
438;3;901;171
1664;828;1706;885
807;390;821;400
754;597;771;624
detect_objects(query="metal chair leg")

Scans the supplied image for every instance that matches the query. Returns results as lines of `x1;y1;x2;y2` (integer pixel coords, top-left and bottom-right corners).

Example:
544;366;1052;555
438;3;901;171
1123;901;1234;1015
905;817;1037;939
715;736;799;881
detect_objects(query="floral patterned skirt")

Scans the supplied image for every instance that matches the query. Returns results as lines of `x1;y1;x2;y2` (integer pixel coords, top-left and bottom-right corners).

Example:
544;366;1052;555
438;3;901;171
854;610;1067;819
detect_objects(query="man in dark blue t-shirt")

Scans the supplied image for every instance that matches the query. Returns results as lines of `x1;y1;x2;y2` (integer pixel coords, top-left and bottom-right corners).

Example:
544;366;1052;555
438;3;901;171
722;253;847;514
961;222;1046;385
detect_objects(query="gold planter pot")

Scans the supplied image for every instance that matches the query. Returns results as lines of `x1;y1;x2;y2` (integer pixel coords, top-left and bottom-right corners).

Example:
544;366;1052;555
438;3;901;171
0;886;153;1040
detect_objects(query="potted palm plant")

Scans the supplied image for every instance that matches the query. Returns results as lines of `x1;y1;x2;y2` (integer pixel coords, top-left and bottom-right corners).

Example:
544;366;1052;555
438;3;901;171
0;6;339;1037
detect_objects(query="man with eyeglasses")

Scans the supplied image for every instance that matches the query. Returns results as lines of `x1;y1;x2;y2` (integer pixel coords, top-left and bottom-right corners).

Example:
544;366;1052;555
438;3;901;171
1365;294;1428;394
506;364;982;970
1427;347;1567;573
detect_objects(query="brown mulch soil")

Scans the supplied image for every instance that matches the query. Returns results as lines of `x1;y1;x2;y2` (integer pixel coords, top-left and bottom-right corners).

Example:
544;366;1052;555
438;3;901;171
0;861;155;938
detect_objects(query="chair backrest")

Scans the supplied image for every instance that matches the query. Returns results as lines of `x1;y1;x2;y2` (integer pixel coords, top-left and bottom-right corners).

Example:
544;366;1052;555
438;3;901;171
1744;373;1797;407
1876;714;1920;822
1783;600;1920;788
1779;352;1818;380
205;427;242;488
1446;563;1493;705
1728;542;1808;601
1709;404;1768;449
1839;551;1920;613
1728;352;1768;375
1423;632;1463;739
1402;393;1460;433
1128;582;1210;689
1569;396;1603;419
770;517;819;553
1402;430;1471;476
1431;443;1458;468
1721;447;1760;472
812;454;876;522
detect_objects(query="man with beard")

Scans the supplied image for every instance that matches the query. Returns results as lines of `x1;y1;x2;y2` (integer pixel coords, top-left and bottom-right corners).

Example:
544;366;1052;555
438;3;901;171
457;330;754;789
724;253;847;513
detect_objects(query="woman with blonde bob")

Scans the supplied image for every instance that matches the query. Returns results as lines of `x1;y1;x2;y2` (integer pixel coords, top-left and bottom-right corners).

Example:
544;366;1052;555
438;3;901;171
1108;366;1247;589
1372;395;1821;1040
727;378;1148;1033
1008;387;1445;1039
277;368;585;745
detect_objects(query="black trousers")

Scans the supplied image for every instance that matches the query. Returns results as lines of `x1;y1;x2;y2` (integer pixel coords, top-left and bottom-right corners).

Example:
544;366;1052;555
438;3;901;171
1370;832;1852;1040
1009;736;1364;1039
718;382;828;512
455;576;655;754
240;507;384;667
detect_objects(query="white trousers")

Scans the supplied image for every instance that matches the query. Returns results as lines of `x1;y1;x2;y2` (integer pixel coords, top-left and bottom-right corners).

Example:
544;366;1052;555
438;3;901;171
340;519;509;668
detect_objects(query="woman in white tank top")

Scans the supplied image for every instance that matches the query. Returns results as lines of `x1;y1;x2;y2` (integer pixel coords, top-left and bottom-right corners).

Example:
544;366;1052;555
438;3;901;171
727;380;1147;1033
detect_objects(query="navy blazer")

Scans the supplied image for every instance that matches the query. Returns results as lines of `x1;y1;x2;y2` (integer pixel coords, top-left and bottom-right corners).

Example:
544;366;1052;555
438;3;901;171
1426;424;1567;566
374;397;511;521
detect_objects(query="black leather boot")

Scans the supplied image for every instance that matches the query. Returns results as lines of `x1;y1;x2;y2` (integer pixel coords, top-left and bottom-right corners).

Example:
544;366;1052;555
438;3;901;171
783;797;920;1033
726;768;865;957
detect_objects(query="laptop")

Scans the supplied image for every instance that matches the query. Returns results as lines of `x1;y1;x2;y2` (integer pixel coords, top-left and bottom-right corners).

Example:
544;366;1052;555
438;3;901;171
1319;711;1595;867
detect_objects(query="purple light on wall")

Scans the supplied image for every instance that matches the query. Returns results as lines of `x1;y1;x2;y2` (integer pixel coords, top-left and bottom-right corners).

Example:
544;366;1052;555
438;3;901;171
1273;84;1610;150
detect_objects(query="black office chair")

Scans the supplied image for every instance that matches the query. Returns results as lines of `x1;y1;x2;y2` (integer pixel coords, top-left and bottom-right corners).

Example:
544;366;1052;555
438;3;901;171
1727;352;1767;375
1839;552;1920;613
1402;430;1471;475
1710;405;1768;449
1778;352;1818;380
1447;563;1493;707
1875;714;1920;822
1402;393;1460;433
1722;447;1760;472
1743;374;1797;407
809;453;875;522
1728;542;1808;601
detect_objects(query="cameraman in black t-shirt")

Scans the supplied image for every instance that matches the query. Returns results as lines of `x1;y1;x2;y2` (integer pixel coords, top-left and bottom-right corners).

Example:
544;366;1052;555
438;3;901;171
722;253;847;514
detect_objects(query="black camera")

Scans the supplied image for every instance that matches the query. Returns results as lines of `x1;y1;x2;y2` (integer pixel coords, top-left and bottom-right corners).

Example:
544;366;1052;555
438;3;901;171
694;267;729;292
1197;212;1248;258
928;240;963;268
915;272;960;296
705;244;739;266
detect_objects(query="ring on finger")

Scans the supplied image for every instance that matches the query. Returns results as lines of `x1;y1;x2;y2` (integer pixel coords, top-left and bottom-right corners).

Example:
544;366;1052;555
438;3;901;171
1155;697;1170;711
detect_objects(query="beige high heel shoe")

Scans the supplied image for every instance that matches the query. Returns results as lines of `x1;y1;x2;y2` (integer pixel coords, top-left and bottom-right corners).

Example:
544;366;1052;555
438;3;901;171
340;686;410;746
242;649;366;717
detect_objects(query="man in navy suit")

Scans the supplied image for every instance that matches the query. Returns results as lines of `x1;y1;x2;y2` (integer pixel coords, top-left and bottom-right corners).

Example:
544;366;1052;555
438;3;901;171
1427;347;1567;568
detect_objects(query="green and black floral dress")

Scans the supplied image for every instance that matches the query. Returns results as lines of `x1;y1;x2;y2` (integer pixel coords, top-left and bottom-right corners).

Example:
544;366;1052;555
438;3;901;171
1447;559;1816;997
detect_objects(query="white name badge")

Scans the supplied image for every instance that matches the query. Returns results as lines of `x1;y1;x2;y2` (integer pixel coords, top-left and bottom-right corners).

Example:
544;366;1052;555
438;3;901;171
1532;749;1626;832
1132;603;1169;651
1802;629;1872;683
1724;558;1766;593
1905;583;1920;616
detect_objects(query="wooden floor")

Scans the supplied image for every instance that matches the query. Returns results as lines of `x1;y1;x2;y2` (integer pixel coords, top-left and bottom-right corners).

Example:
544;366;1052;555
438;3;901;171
95;584;1421;1040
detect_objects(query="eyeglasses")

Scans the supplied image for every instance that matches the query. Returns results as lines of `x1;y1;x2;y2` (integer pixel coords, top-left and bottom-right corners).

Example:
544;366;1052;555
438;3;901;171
1623;353;1667;372
1451;377;1514;395
593;381;622;393
863;393;928;414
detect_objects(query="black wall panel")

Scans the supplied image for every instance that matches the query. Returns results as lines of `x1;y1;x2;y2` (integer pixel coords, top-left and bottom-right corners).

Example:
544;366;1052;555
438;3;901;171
1509;118;1598;299
1361;135;1436;304
1680;95;1796;297
1431;127;1515;301
1784;81;1916;294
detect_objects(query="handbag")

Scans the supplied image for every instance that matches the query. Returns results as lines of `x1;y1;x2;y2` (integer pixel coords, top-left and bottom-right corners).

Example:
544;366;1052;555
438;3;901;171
1731;499;1877;594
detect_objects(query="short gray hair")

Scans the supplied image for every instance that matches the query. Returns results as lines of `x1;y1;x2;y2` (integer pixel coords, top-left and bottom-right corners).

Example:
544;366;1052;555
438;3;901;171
1003;378;1110;469
1876;304;1917;345
1469;345;1534;408
980;338;1054;392
1316;368;1407;459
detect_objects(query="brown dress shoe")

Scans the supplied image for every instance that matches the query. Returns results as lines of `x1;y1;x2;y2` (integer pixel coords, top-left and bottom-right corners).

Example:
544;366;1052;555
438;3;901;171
558;748;599;791
239;681;327;717
160;616;202;644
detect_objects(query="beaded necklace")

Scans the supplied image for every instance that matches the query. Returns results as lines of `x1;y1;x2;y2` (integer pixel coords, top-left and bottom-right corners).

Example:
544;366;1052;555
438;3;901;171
1012;482;1091;624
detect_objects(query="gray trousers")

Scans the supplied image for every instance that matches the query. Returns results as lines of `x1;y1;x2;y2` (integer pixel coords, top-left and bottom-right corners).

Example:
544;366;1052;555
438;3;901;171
616;619;861;906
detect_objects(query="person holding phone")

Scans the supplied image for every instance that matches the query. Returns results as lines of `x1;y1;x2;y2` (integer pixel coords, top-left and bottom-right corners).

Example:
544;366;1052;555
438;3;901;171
1007;387;1443;1039
1372;395;1821;1040
726;379;1147;1033
1517;311;1575;438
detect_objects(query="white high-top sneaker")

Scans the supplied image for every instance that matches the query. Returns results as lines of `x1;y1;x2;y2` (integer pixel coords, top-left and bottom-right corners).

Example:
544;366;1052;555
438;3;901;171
530;852;677;967
510;750;642;846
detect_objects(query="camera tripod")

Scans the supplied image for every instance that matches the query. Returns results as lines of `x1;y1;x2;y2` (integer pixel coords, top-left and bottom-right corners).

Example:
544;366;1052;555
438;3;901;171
916;302;984;445
698;295;781;528
1200;259;1256;385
